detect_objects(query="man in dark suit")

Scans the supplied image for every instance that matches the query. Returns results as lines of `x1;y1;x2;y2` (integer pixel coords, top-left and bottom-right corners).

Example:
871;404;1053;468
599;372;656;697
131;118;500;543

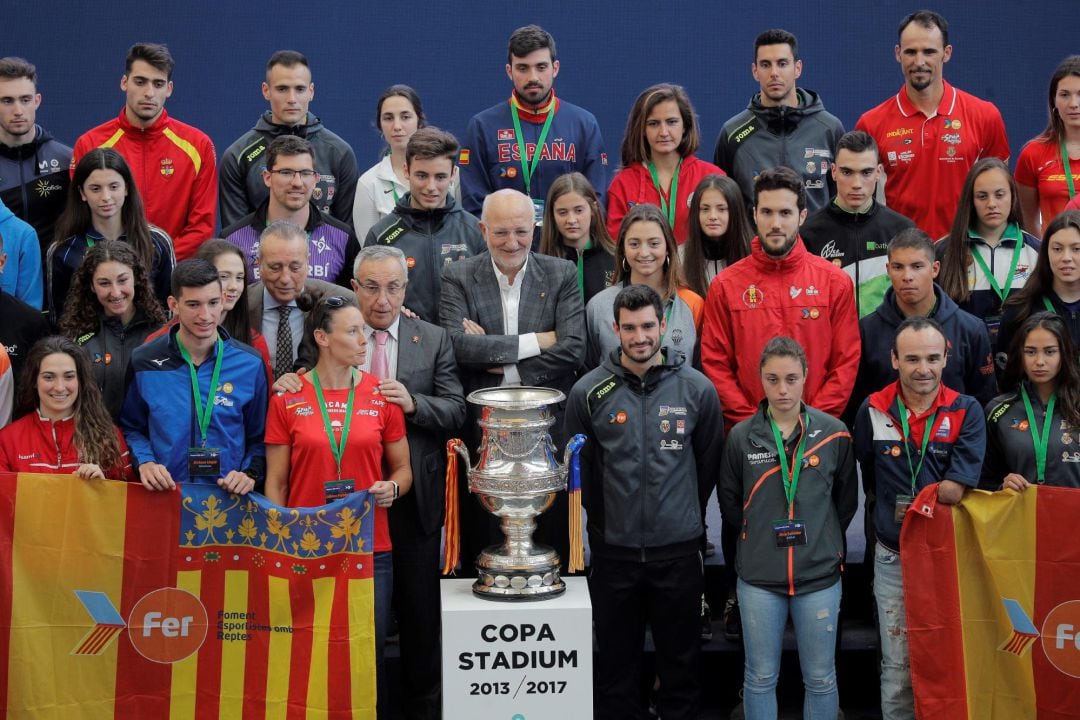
440;188;585;570
246;220;355;375
351;244;465;720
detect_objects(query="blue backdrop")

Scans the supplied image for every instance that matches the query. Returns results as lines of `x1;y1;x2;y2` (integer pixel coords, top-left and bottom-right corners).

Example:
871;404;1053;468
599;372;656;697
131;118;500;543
7;1;1073;182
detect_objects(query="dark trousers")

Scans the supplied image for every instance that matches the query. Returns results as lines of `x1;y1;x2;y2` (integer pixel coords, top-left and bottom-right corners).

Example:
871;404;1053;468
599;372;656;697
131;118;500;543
589;552;703;720
389;495;442;720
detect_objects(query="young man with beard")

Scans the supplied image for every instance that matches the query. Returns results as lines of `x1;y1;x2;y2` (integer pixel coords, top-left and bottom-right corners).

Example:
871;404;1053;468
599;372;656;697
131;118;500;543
701;166;860;430
855;11;1008;239
565;283;722;720
459;25;607;231
854;317;984;719
366;127;484;323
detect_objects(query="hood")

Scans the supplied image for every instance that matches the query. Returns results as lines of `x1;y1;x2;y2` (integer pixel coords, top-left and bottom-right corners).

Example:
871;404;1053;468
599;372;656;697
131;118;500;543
748;235;810;273
254;111;324;139
0;199;14;223
748;88;826;133
392;192;461;226
877;284;958;327
0;124;54;160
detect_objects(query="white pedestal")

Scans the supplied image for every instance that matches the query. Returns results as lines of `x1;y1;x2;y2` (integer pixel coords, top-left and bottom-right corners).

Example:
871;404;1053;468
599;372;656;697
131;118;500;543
441;577;593;720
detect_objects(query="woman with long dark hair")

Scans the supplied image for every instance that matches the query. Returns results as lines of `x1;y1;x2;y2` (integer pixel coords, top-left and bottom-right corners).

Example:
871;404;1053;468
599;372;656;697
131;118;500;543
998;210;1080;365
607;84;725;244
585;203;703;367
58;241;165;419
539;172;615;303
0;336;134;480
937;157;1040;346
48;148;175;316
983;312;1080;489
680;174;753;297
1016;56;1080;238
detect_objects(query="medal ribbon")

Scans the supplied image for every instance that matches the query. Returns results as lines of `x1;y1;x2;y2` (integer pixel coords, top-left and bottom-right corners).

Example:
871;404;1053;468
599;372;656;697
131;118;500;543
1020;385;1056;484
897;396;937;495
970;230;1023;305
510;97;556;195
1061;140;1076;200
311;368;356;481
178;336;224;447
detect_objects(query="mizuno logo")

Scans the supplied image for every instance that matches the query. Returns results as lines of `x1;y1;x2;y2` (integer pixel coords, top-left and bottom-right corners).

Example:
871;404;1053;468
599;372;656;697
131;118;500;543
150;358;169;367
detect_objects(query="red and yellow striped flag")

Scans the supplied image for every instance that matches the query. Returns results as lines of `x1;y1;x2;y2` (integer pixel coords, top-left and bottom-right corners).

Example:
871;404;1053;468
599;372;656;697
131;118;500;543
0;472;376;719
901;484;1080;719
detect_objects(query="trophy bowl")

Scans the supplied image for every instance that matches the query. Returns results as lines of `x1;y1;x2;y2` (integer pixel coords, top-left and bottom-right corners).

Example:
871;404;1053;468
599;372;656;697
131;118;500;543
452;386;573;600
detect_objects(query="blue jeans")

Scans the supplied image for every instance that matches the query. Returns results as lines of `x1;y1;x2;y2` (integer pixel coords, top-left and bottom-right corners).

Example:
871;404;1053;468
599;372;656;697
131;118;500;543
374;551;393;718
873;543;913;720
737;577;841;720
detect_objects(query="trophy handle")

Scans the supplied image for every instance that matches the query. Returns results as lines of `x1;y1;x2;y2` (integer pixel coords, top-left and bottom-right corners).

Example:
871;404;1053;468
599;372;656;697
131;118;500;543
563;434;587;472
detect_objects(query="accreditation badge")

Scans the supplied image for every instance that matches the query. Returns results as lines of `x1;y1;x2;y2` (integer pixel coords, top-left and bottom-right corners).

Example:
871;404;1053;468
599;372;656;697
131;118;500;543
324;478;356;502
188;447;222;478
773;519;808;548
532;198;545;227
894;494;915;523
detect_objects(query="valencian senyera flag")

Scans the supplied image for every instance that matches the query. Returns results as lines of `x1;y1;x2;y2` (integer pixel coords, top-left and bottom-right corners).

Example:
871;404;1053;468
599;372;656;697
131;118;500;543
0;472;376;719
901;484;1080;720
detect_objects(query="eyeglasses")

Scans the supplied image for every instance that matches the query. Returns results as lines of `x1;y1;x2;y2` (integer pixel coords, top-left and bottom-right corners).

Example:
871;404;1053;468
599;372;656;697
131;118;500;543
356;282;406;297
268;169;319;180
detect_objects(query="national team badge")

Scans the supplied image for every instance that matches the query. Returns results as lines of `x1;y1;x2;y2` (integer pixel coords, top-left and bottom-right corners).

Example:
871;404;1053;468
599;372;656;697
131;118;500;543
497;129;515;141
742;285;764;308
159;158;174;177
676;420;685;434
312;187;323;200
806;161;816;174
947;146;957;157
609;411;627;424
458;149;470;165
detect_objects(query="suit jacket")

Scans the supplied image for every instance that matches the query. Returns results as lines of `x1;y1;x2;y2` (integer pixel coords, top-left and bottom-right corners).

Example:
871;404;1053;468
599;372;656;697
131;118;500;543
393;315;467;535
439;251;585;398
247;278;356;371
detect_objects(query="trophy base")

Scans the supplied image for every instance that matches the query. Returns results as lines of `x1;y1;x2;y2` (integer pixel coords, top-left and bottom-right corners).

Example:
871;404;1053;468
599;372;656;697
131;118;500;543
472;545;565;600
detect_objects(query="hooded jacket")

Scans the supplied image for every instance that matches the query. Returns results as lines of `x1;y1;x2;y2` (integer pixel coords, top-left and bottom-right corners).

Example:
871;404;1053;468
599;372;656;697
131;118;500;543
719;402;856;596
564;348;724;562
0;125;72;252
365;193;484;324
73;109;217;261
0;199;42;308
701;236;860;428
714;88;844;214
218;111;359;229
75;310;163;420
800;199;915;318
853;285;996;420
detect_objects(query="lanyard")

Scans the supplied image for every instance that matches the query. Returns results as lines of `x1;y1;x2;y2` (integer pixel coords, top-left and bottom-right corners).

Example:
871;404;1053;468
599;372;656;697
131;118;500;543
1062;141;1077;200
769;411;807;514
1020;385;1056;484
1044;296;1056;313
390;183;400;203
310;368;356;481
970;234;1023;305
897;396;937;495
575;239;593;297
178;336;224;447
509;99;556;196
647;158;682;229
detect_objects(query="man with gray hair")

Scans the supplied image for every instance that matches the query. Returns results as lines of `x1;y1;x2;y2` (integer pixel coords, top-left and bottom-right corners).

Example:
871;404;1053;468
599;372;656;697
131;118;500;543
247;219;354;377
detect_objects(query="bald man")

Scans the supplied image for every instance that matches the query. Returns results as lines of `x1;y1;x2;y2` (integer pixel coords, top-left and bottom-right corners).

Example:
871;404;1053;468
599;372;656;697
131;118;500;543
247;219;356;376
440;189;585;567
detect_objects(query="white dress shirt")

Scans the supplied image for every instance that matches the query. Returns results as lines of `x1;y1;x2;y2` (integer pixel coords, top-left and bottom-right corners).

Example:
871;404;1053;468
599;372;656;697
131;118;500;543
491;257;541;385
361;316;400;379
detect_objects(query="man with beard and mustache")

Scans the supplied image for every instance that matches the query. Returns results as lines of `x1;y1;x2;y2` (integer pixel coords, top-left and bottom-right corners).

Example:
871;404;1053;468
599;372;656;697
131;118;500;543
459;25;608;238
855;10;1008;239
701;166;860;431
853;316;984;719
565;283;723;720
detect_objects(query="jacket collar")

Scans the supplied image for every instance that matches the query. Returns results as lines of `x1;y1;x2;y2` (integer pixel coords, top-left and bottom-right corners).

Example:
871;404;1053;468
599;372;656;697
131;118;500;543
748;235;810;272
116;107;169;137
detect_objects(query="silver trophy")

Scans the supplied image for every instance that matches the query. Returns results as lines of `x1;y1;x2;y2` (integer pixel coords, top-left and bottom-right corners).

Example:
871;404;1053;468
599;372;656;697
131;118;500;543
451;387;584;600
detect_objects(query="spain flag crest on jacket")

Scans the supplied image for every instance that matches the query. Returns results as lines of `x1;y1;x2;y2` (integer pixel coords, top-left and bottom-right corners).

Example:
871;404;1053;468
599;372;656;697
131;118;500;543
0;473;376;718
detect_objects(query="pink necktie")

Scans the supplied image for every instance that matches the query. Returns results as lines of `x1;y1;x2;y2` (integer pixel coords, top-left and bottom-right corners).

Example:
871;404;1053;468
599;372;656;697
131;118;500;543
371;330;389;379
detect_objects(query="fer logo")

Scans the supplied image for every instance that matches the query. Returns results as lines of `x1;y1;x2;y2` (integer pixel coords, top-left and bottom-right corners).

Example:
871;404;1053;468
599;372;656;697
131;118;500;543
127;587;208;663
1043;600;1080;678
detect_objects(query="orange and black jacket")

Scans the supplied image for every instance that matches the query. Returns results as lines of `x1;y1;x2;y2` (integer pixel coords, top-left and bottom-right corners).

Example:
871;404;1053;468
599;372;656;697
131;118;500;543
718;401;856;596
